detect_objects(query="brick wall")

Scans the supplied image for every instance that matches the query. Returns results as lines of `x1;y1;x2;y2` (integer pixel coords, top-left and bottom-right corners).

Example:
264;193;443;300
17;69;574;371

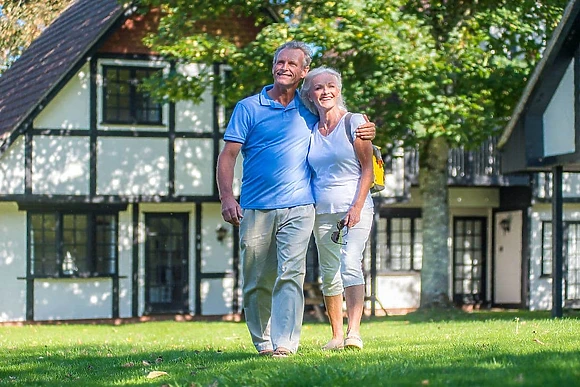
98;8;262;55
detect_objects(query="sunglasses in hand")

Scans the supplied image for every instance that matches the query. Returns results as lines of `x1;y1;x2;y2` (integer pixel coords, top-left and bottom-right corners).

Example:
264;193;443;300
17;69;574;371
331;219;348;245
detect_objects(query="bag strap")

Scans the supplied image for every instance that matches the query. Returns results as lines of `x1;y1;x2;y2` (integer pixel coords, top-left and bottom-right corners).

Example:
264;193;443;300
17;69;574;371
343;112;354;144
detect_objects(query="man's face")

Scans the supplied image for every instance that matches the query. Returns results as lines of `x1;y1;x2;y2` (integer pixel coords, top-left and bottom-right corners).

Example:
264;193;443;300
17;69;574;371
272;48;309;88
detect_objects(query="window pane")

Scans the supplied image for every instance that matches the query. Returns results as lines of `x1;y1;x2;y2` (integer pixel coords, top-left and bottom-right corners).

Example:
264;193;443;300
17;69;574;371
387;216;422;271
542;222;553;276
30;213;58;276
62;214;88;276
96;215;117;275
103;67;132;124
118;95;130;109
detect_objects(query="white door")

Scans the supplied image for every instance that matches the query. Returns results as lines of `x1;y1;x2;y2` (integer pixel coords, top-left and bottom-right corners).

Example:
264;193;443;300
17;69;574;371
493;210;522;305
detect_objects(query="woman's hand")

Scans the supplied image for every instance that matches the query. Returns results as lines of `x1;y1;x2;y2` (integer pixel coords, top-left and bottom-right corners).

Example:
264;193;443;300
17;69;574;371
344;206;362;228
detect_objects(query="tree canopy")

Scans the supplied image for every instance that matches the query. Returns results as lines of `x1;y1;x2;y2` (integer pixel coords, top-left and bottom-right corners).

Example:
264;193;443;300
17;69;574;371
0;0;74;74
138;0;567;148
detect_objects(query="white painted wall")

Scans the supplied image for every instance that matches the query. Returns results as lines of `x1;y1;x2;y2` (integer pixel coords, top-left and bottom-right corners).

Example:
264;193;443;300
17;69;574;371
201;203;233;272
97;137;169;195
200;203;234;316
543;58;575;157
201;278;234;315
33;63;91;130
174;138;214;196
175;63;213;133
32;136;90;194
376;275;421;310
0;203;27;322
200;203;234;315
0;136;25;194
33;279;113;321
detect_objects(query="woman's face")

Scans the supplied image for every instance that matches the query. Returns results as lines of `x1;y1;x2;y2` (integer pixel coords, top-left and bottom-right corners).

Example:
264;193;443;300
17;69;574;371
309;72;341;112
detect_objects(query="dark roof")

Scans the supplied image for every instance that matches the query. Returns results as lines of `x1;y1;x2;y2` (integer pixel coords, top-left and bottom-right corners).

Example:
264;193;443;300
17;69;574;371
0;0;125;143
498;0;579;149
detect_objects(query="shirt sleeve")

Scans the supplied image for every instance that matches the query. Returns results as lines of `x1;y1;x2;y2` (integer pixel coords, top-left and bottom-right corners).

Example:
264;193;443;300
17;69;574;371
349;113;367;139
223;103;251;144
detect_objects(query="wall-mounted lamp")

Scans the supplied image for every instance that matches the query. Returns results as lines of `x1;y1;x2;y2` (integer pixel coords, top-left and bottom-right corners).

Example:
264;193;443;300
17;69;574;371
216;224;228;243
499;217;511;234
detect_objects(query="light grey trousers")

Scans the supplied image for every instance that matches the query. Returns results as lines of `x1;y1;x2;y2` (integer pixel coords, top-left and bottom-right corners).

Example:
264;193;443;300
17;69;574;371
239;204;315;353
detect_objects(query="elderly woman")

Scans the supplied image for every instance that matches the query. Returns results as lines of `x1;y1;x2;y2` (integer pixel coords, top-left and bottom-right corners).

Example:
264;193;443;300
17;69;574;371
301;66;374;350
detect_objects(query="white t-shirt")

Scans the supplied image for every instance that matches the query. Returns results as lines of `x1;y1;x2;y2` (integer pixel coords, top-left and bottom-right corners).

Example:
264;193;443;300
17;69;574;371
307;112;374;214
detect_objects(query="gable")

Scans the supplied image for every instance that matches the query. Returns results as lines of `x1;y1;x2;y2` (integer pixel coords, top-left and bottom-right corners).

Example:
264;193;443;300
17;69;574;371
0;0;125;144
499;0;580;173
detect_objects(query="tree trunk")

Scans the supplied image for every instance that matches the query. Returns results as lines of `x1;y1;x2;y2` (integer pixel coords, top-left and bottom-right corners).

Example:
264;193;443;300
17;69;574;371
419;136;452;308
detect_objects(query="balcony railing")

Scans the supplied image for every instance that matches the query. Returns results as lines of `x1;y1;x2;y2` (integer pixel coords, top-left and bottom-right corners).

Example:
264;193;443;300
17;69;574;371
388;136;530;189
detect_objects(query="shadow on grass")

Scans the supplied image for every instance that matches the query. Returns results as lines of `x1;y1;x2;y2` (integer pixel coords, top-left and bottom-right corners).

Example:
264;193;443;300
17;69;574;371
0;346;260;386
3;330;580;386
358;308;580;324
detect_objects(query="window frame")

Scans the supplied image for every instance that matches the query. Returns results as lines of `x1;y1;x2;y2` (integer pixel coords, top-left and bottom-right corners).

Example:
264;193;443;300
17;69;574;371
541;221;553;277
28;210;119;279
102;65;163;126
541;220;580;276
378;209;423;273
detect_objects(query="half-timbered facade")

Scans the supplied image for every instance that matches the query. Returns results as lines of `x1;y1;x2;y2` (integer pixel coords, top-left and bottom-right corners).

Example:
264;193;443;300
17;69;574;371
0;0;257;322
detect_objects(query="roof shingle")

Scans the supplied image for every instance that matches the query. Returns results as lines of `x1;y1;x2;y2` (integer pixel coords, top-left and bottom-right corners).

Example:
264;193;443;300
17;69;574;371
0;0;124;141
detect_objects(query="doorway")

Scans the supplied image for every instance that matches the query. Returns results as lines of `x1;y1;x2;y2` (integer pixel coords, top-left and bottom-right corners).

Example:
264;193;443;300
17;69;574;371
453;217;486;305
144;213;189;314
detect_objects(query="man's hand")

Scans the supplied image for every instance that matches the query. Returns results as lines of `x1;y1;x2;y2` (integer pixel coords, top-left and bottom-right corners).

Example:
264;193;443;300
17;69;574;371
355;114;376;141
221;196;243;226
217;141;243;225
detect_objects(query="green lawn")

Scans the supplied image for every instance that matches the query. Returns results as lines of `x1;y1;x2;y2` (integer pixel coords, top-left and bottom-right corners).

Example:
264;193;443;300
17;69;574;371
1;310;579;386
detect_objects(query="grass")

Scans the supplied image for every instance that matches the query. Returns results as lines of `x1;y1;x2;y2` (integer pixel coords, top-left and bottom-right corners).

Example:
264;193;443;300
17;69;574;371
1;310;580;386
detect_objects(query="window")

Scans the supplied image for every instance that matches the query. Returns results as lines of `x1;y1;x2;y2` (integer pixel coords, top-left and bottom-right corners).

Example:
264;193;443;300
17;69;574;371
103;66;163;125
377;212;423;272
541;222;553;276
541;221;580;301
29;212;117;277
567;223;580;300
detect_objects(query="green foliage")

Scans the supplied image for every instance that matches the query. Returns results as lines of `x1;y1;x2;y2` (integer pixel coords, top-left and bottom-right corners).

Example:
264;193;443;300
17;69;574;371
2;312;580;386
0;0;74;74
136;0;569;308
138;0;567;149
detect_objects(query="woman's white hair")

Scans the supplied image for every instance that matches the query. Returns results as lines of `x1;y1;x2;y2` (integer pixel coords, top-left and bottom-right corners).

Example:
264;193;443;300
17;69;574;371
300;66;347;115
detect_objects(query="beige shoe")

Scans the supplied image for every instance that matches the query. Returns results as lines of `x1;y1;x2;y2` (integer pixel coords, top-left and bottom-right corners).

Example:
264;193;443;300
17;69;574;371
322;339;344;351
344;335;363;350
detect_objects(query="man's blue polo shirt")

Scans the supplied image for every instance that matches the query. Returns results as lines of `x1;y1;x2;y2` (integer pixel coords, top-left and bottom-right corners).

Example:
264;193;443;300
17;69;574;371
224;85;319;210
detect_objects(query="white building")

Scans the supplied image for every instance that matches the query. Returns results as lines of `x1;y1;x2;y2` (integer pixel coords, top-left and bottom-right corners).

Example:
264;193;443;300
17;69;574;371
1;0;576;323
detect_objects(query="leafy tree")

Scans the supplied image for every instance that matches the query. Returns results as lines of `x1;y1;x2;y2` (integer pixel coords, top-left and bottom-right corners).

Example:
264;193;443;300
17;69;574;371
138;0;568;307
0;0;73;74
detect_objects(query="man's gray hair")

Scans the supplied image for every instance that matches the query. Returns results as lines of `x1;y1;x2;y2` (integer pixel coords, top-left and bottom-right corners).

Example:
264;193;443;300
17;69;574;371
300;66;347;115
273;41;313;68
